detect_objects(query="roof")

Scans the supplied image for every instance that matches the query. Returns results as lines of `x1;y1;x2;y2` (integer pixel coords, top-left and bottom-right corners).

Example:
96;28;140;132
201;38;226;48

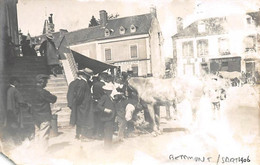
173;17;227;39
65;13;153;46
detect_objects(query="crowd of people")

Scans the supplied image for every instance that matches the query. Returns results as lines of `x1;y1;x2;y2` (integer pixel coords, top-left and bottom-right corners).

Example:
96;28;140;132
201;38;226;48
5;68;147;149
67;68;148;148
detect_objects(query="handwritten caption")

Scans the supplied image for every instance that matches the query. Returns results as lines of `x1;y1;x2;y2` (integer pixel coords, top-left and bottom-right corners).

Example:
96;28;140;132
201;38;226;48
169;154;250;164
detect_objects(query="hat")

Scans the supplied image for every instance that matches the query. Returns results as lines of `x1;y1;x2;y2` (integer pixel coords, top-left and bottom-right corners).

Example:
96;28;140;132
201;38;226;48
102;83;114;91
36;74;49;82
46;33;54;39
79;68;93;76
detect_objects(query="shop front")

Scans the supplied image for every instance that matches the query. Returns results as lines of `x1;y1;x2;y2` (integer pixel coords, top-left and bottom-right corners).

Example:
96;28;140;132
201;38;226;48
210;56;241;74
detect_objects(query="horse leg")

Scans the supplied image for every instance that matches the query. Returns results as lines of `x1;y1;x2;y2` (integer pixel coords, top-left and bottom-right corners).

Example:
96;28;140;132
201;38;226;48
165;105;171;120
147;104;158;136
154;104;161;135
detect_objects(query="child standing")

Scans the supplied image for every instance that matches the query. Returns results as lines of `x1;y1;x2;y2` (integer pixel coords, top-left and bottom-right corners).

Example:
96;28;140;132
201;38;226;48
97;83;116;149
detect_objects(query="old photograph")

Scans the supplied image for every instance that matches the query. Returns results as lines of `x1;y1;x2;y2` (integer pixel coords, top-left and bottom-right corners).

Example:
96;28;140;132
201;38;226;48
0;0;259;164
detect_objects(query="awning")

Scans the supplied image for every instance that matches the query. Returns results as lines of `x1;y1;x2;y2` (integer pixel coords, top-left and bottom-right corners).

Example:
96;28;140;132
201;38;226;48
71;50;117;74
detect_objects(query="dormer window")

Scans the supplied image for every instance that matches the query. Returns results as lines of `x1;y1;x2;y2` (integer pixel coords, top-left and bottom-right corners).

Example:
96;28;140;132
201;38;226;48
119;26;125;34
198;21;205;33
246;15;254;25
105;28;110;37
130;25;136;33
247;17;252;24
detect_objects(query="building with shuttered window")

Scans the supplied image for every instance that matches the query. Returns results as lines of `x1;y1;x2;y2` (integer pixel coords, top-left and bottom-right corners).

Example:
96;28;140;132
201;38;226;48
64;7;165;78
172;10;260;77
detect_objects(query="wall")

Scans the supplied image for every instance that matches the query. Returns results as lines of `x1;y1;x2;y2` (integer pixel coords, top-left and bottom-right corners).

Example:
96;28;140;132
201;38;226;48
70;42;97;59
0;0;19;125
99;38;148;76
149;18;165;78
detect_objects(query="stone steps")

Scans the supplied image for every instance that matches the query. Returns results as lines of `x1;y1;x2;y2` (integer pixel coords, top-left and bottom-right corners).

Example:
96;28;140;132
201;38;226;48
9;57;70;130
45;86;68;91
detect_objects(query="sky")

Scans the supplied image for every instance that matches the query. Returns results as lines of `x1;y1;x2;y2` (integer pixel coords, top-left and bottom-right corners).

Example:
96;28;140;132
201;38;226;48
17;0;260;57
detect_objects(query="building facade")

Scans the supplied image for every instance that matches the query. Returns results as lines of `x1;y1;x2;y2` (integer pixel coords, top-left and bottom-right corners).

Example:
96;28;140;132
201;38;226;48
65;8;165;78
172;11;260;78
0;0;19;123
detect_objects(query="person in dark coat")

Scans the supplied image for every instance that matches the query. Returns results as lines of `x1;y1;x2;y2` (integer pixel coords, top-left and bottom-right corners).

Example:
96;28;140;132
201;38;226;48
74;68;95;141
21;37;32;57
92;72;108;139
31;74;57;147
97;83;116;149
67;73;82;127
7;77;29;129
39;33;60;76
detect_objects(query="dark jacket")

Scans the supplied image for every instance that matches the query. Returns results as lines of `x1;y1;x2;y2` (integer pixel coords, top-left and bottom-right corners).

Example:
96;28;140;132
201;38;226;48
32;86;57;126
7;86;24;114
92;81;105;100
67;78;81;108
39;39;59;65
67;78;81;125
97;94;116;122
74;79;94;128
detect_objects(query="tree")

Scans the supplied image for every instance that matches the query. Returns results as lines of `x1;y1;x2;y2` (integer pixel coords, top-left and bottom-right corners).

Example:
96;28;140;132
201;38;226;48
88;16;99;27
89;13;120;27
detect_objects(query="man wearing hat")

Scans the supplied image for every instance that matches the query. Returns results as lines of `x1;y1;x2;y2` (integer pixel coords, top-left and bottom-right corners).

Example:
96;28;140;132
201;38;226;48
73;68;95;141
92;72;108;139
31;74;57;146
97;83;116;148
39;33;60;76
67;72;82;127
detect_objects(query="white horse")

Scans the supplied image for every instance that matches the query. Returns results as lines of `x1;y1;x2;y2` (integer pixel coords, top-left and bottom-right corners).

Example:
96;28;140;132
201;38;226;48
127;77;176;135
127;76;220;135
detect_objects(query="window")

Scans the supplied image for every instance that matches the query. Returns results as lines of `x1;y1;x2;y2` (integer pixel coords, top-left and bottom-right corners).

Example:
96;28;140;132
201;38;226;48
105;29;110;37
119;26;125;35
105;48;111;61
247;17;252;24
131;65;138;77
130;25;136;33
218;38;230;55
197;39;208;57
130;45;138;58
182;41;194;57
244;35;256;53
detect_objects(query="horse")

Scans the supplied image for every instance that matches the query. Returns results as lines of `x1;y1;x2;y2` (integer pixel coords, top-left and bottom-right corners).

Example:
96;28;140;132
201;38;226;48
127;76;221;136
127;77;177;135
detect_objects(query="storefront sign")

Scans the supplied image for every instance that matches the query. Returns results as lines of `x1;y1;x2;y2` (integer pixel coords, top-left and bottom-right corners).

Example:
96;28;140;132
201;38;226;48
210;57;241;63
114;61;139;65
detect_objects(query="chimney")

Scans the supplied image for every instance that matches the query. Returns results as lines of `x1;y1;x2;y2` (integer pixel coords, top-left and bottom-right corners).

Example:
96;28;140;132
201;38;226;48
99;10;108;27
150;6;157;18
49;14;53;24
176;17;183;33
